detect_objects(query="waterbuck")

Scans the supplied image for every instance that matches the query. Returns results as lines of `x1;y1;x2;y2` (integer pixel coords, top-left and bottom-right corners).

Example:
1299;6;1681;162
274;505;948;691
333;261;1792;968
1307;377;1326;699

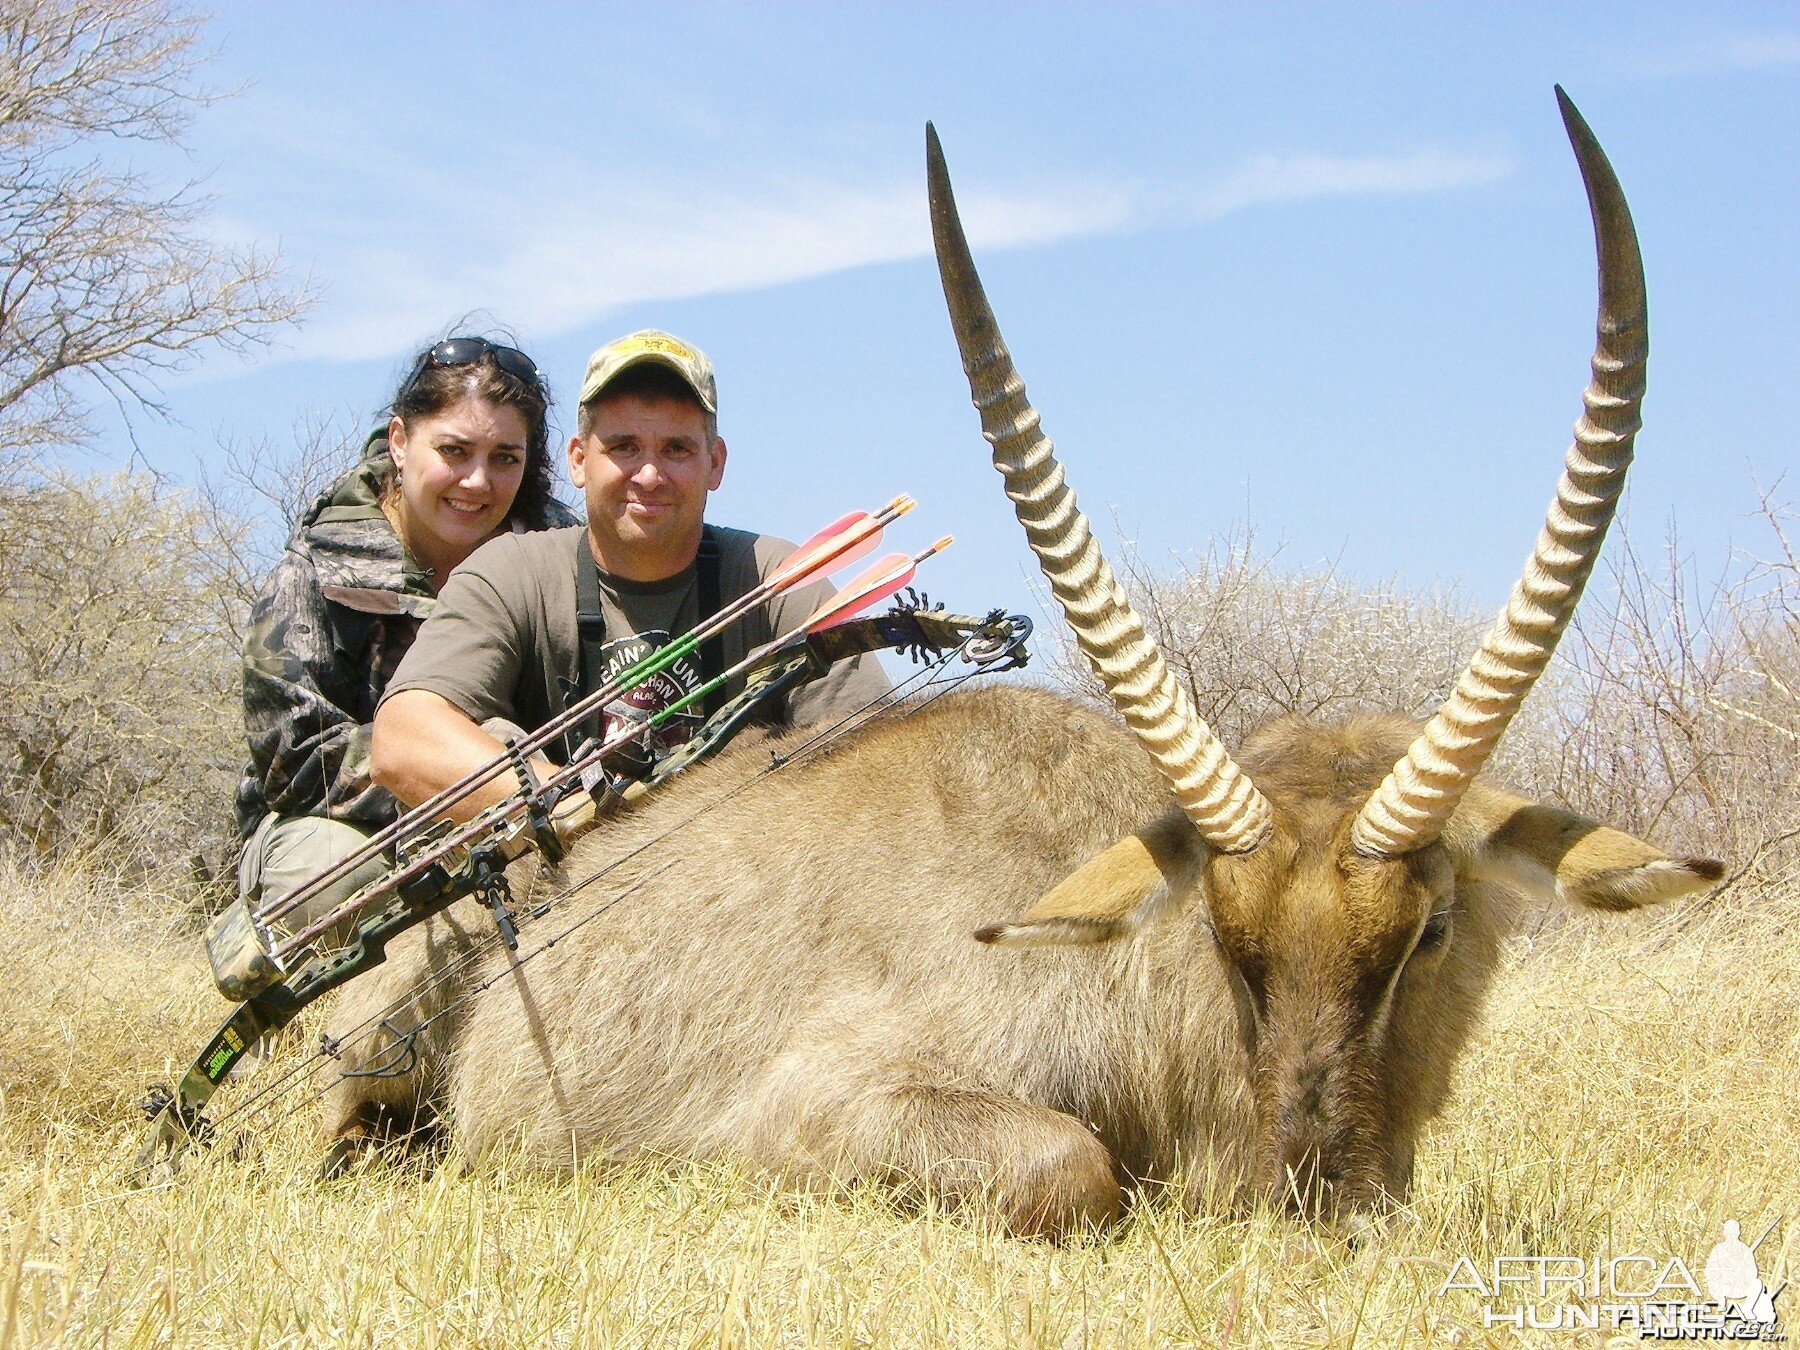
324;92;1721;1237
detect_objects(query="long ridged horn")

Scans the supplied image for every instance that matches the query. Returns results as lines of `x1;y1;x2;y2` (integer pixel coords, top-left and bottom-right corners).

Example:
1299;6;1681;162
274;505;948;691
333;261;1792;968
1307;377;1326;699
1352;89;1647;856
926;124;1272;854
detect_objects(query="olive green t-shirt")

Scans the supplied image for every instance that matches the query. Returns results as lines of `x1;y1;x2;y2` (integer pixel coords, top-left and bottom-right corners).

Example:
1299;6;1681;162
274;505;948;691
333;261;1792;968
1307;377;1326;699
382;525;891;761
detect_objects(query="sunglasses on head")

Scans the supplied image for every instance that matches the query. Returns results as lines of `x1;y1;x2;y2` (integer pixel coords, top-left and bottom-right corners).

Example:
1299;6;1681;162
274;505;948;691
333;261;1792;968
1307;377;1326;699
399;337;542;402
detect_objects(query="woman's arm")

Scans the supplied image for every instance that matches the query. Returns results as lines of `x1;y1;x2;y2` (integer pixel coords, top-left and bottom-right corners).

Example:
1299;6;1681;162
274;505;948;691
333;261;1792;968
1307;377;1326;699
242;550;396;828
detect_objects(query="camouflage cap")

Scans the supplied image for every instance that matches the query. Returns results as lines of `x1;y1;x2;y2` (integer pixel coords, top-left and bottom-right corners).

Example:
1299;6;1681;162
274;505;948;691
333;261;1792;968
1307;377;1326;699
578;329;717;413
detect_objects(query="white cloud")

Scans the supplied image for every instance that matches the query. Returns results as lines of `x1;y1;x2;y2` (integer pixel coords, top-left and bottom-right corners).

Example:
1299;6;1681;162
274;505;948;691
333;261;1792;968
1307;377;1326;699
1627;31;1800;77
281;176;1134;363
1184;149;1513;221
1731;32;1800;66
253;145;1511;367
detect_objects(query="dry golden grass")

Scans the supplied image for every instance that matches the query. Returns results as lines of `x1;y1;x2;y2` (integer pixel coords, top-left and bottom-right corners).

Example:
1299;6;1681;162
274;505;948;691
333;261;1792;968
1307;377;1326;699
1;864;1793;1348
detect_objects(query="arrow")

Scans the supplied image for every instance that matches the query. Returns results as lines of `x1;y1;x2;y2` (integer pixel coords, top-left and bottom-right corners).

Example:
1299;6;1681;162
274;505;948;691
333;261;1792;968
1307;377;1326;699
594;536;957;745
768;510;885;588
806;536;953;633
272;530;946;957
284;532;958;955
260;496;915;934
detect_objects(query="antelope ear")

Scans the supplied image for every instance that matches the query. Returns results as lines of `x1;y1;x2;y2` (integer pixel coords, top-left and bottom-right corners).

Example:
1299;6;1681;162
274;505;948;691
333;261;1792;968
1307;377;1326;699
975;811;1203;947
1455;788;1724;912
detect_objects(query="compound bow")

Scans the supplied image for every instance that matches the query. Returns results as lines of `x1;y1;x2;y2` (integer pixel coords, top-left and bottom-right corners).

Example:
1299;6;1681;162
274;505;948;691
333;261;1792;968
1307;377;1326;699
135;522;1029;1182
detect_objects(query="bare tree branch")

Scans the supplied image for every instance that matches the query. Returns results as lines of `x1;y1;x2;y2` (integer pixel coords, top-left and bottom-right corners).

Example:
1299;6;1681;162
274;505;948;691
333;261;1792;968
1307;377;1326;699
0;0;310;470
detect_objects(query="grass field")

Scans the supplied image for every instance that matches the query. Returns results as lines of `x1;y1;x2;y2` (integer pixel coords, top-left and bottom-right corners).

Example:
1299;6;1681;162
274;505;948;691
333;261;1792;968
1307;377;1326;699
1;863;1793;1348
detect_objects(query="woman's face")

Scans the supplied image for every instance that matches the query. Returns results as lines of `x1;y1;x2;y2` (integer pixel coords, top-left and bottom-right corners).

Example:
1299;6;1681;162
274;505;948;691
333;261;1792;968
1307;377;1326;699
388;396;531;571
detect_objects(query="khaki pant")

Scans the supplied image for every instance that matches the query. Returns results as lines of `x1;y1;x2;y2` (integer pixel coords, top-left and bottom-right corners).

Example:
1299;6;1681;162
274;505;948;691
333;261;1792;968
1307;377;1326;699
238;717;529;945
238;813;390;943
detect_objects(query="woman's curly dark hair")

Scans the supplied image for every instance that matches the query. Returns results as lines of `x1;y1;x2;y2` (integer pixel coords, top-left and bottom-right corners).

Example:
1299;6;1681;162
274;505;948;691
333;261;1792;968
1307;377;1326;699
388;339;559;527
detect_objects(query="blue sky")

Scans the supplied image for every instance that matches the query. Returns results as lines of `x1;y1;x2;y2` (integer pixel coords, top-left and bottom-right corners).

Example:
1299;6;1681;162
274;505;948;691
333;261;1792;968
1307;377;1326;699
94;3;1798;628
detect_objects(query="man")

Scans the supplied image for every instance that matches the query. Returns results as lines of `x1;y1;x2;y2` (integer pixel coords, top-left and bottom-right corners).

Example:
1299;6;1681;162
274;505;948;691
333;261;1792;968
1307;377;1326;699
371;330;891;817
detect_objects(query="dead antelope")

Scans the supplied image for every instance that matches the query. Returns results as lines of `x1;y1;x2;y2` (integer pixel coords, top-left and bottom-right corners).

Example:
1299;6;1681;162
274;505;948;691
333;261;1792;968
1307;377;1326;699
326;91;1720;1237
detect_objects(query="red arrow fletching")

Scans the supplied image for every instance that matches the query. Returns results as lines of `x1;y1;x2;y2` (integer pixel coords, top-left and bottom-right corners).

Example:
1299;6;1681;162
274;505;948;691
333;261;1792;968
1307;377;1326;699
805;552;917;632
806;534;956;633
768;506;897;589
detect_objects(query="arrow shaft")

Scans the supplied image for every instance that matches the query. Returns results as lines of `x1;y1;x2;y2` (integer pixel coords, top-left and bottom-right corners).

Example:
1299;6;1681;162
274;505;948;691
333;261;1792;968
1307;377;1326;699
260;497;911;929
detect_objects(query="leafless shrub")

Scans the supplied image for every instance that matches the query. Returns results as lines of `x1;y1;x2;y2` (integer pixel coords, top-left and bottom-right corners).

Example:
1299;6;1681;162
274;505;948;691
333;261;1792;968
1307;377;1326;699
196;412;363;639
1048;509;1799;905
0;471;243;878
1044;528;1493;748
0;0;309;470
1521;497;1800;897
0;408;364;885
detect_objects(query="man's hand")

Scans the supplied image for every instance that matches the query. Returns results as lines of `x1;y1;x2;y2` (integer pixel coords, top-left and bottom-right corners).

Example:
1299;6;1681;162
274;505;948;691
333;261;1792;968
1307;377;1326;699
372;690;557;823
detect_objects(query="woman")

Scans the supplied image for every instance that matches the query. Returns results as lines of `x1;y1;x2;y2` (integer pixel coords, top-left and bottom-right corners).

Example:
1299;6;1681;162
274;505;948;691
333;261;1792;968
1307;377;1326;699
232;337;580;945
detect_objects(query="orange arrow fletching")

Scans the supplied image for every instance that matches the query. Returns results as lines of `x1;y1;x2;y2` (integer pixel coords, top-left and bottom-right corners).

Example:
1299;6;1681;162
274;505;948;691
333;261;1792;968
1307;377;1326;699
787;510;875;572
805;552;917;632
805;534;955;633
769;511;885;589
793;510;868;549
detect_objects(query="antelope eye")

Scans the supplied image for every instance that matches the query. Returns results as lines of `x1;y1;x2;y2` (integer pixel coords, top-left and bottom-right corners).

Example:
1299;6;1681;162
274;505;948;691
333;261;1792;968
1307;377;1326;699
1419;910;1452;948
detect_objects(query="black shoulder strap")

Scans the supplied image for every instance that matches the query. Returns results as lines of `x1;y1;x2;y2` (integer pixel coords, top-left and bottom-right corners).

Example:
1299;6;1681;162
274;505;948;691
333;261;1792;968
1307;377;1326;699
573;529;727;733
573;539;608;748
696;526;725;720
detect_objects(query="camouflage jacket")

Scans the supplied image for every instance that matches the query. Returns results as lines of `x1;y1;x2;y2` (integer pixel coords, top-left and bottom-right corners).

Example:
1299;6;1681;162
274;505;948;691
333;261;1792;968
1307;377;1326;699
234;433;580;839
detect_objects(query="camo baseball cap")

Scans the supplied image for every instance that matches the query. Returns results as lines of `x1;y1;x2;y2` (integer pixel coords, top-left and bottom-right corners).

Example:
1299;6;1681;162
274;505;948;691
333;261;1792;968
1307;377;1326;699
578;329;717;413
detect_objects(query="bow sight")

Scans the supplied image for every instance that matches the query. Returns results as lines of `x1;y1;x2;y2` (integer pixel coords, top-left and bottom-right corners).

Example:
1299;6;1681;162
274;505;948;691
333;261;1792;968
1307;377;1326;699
135;502;1029;1183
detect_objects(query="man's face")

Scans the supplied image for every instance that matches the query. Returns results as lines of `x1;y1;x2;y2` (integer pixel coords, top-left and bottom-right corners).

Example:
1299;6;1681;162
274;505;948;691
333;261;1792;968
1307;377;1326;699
568;392;727;581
